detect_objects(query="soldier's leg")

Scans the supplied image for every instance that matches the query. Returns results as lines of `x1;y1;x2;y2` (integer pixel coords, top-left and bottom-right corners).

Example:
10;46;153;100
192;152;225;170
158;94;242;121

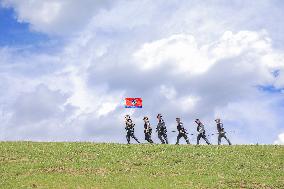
197;134;201;145
176;134;181;145
131;133;140;143
146;133;153;143
126;133;130;144
158;133;165;144
163;133;168;144
148;133;154;143
183;134;190;144
145;133;149;142
218;134;222;145
202;134;211;145
223;135;232;145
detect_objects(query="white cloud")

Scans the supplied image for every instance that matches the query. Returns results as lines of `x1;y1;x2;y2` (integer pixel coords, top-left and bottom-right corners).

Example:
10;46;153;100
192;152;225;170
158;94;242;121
274;133;284;144
160;85;177;100
1;0;112;35
133;30;284;85
177;96;200;113
134;34;212;75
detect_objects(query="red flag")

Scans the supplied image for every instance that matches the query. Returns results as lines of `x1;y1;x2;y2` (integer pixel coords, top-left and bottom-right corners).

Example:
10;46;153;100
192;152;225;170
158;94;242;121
125;98;142;108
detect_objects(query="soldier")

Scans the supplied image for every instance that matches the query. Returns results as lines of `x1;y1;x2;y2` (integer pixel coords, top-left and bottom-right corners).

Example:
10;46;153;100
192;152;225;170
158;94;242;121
124;115;140;144
215;118;232;145
195;119;211;145
143;116;154;143
156;114;168;144
175;118;190;145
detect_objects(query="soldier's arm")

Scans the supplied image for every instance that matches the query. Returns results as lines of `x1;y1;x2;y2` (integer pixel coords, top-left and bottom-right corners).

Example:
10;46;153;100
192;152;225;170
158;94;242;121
219;123;224;132
156;123;160;132
125;121;129;129
126;120;132;126
199;125;205;133
179;126;184;134
145;124;148;133
180;123;185;133
146;123;150;133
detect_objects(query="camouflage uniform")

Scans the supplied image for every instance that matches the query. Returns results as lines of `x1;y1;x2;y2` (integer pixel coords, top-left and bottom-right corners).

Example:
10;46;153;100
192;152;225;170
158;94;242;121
196;120;211;145
125;116;140;144
216;121;232;145
156;115;168;144
176;119;190;144
144;119;154;143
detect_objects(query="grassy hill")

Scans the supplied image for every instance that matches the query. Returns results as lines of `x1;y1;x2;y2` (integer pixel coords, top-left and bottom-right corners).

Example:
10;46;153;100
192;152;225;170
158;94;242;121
0;142;283;189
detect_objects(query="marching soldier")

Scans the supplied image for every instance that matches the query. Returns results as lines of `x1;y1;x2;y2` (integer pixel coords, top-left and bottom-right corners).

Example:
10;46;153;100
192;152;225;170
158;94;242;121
156;114;168;144
195;119;211;145
215;118;232;145
143;116;154;143
124;115;140;144
176;118;190;145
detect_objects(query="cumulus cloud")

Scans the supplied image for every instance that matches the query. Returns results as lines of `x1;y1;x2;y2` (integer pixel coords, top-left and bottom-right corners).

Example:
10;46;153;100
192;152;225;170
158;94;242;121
133;34;211;75
0;1;284;144
274;133;284;144
1;0;112;35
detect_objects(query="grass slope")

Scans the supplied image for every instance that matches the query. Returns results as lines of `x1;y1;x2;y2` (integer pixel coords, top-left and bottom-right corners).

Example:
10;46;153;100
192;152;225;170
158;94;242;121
0;142;283;189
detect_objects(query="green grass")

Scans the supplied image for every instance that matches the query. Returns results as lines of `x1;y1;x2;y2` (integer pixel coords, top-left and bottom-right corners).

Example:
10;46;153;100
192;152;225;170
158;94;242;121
0;142;283;189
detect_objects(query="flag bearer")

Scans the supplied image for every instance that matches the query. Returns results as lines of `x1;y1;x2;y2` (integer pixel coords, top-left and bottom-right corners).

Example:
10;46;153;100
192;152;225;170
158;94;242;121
124;115;140;144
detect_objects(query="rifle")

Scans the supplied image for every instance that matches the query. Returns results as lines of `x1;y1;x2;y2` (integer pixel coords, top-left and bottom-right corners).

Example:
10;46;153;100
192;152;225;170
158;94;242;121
205;130;236;136
171;130;194;135
211;130;236;135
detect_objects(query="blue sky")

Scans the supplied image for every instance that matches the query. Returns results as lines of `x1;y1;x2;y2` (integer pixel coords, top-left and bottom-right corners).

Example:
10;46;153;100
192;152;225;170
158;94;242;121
0;7;49;46
0;0;284;144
